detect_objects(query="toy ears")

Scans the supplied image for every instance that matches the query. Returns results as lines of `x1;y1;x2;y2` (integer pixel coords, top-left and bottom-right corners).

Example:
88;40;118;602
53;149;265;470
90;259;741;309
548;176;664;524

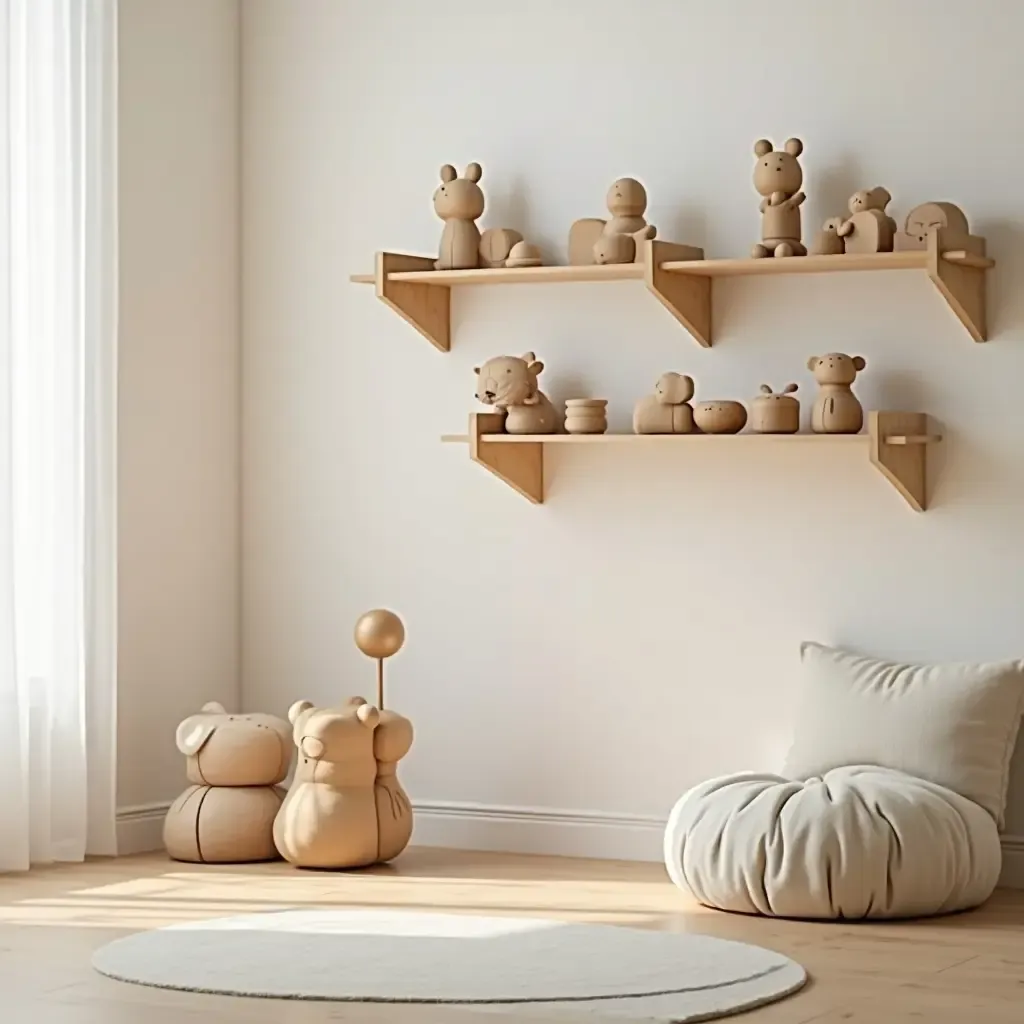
784;138;803;157
806;356;820;371
356;704;380;728
527;360;544;376
288;699;314;724
201;701;226;714
783;382;799;394
754;139;773;157
440;164;457;183
176;716;217;756
473;366;481;375
852;356;866;371
465;162;482;183
759;384;773;395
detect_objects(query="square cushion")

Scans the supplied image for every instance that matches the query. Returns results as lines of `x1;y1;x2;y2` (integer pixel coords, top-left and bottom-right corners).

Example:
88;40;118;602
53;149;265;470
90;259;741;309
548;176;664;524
783;642;1024;826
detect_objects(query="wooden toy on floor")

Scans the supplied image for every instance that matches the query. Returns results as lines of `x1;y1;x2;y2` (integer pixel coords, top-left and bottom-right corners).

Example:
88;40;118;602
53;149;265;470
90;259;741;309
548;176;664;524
633;372;695;434
751;138;806;258
565;399;608;434
694;401;748;434
273;610;414;869
838;187;896;254
474;351;562;434
893;202;970;251
807;353;866;433
164;702;292;864
810;217;846;255
750;384;800;434
569;177;657;265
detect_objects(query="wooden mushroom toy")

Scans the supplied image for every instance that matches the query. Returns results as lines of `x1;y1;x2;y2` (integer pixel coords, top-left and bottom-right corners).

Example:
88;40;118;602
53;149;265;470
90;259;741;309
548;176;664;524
807;353;866;433
751;384;800;433
694;401;748;434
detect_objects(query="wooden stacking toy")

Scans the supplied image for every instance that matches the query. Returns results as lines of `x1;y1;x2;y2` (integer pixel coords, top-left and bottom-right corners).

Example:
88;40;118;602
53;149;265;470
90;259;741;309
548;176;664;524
633;372;695;434
807;353;866;433
751;138;806;258
474;351;561;434
751;384;800;434
565;399;608;434
569;177;657;265
694;401;748;434
164;702;292;863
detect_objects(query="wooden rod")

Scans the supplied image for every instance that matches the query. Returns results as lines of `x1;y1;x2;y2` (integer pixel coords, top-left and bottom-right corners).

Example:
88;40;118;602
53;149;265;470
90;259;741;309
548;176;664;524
377;659;384;710
884;434;943;445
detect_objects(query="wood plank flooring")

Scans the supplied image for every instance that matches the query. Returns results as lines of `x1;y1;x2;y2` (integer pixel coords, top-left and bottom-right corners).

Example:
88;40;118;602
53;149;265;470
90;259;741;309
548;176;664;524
1;848;1023;1022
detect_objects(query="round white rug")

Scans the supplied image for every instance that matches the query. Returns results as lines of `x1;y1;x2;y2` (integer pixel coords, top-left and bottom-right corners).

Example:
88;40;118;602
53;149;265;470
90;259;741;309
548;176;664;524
93;909;805;1021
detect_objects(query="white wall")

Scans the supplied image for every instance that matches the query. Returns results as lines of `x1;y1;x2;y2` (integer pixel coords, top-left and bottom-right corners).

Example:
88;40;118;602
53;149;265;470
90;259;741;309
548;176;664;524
241;0;1024;871
118;0;240;835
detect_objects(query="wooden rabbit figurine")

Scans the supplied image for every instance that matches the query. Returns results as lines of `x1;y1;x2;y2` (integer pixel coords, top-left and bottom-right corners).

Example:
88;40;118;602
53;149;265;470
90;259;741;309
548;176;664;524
807;353;866;433
434;163;484;270
751;138;806;258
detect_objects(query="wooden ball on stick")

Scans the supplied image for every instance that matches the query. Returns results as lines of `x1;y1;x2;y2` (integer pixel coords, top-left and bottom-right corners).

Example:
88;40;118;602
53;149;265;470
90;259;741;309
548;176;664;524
354;609;405;709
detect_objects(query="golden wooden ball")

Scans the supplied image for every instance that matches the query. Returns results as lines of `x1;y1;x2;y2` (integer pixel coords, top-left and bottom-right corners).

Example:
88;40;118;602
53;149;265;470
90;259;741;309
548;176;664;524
354;609;405;660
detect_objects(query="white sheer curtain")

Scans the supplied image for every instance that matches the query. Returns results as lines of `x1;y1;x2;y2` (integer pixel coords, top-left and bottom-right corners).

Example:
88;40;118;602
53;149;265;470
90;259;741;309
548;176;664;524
0;0;117;871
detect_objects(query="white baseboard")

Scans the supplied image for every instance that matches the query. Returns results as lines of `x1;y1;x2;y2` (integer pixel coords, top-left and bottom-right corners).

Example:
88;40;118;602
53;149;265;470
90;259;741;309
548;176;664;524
115;799;1024;890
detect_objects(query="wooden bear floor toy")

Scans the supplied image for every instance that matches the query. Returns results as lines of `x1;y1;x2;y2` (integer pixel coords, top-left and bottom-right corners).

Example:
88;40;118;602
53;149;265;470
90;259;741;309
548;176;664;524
164;702;293;864
273;697;414;870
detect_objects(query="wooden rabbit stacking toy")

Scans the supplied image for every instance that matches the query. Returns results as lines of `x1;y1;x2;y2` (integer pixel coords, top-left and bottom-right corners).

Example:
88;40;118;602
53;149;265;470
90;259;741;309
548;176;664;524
751;138;806;258
434;163;485;270
751;384;800;433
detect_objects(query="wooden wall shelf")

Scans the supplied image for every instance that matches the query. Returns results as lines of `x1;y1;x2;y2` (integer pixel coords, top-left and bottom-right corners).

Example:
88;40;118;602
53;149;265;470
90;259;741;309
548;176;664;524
351;229;993;348
444;411;942;511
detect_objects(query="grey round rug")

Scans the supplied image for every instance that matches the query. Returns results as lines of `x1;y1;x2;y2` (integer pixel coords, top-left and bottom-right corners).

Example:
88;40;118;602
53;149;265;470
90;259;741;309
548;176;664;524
92;909;806;1021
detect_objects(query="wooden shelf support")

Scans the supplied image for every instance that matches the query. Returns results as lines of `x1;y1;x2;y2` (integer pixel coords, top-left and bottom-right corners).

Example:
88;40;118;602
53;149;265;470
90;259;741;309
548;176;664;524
375;252;451;352
928;228;989;342
469;413;543;503
643;240;711;347
869;411;942;512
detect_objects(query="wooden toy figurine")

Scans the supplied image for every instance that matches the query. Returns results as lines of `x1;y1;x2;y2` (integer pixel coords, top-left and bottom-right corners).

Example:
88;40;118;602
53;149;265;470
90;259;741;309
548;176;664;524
565;399;608;434
838;187;895;254
434;163;485;270
694;401;748;434
893;202;970;251
479;227;524;268
807;353;866;433
505;240;543;268
569;177;657;265
751;138;806;258
633;372;695;434
751;384;800;434
474;351;562;434
810;217;846;255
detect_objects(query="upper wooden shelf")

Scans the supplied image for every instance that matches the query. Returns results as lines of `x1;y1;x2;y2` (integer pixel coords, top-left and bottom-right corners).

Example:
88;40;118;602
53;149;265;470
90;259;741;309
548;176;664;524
350;231;994;349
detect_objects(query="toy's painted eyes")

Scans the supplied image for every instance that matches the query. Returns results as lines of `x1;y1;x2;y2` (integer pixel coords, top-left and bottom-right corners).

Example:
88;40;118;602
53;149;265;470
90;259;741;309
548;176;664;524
506;368;511;373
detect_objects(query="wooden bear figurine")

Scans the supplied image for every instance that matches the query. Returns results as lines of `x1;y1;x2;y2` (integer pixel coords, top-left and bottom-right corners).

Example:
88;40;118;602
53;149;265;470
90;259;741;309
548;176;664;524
838;188;895;254
434;163;485;270
807;353;866;434
474;351;562;434
751;138;806;258
633;372;695;434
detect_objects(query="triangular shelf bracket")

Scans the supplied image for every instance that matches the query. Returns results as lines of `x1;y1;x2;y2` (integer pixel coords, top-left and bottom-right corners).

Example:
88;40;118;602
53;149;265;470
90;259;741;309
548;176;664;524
928;228;991;342
869;411;943;511
376;252;450;352
469;413;543;503
643;240;711;347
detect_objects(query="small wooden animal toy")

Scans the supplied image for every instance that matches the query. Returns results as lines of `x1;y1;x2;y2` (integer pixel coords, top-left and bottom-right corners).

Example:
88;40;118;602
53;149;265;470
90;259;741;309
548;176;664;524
474;351;562;434
810;216;846;255
893;202;970;251
751;384;800;434
751;138;806;258
505;240;543;268
569;177;657;265
838;188;895;254
694;400;748;434
632;372;695;434
434;163;486;270
565;399;608;434
807;353;866;433
479;227;524;268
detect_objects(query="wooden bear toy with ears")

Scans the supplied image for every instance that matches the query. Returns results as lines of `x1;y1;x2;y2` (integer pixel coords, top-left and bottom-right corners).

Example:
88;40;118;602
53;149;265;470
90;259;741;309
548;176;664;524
474;351;562;434
751;138;807;258
807;353;867;434
838;187;896;254
163;702;293;863
433;163;485;270
272;698;414;869
633;372;695;434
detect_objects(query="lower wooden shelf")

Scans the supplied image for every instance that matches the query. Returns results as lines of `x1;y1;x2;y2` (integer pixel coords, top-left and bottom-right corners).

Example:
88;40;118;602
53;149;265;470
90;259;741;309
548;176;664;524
443;411;942;511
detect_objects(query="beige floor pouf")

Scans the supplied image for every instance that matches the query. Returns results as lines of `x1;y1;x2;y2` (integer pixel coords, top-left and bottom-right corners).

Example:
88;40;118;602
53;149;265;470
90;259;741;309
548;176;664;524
664;766;1002;920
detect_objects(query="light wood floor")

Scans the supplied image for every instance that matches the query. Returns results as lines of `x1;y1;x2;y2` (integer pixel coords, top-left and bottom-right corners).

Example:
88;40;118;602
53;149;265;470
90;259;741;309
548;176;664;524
1;849;1023;1023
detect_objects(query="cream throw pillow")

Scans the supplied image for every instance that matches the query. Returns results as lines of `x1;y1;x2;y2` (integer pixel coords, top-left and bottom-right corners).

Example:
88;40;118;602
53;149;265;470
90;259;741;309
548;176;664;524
783;642;1024;826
